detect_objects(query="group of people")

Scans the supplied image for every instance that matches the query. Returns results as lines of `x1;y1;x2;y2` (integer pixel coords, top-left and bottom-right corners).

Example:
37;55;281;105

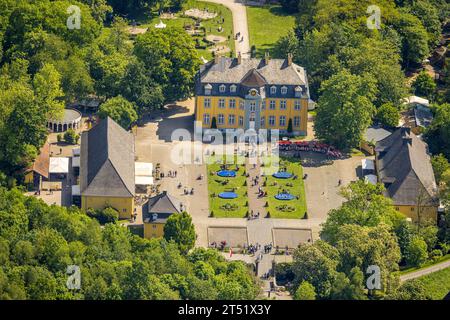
278;140;344;159
235;32;244;42
245;243;260;255
248;210;260;220
263;243;273;254
209;241;227;251
257;186;267;198
157;170;177;179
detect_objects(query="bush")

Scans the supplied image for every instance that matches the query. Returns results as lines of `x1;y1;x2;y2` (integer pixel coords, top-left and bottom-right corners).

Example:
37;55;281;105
287;118;293;133
430;249;443;261
64;129;79;145
412;71;436;99
87;207;119;224
376;103;400;128
405;236;428;267
57;134;63;143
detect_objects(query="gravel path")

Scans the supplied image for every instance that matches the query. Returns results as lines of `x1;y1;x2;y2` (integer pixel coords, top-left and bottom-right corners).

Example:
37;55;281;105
400;260;450;283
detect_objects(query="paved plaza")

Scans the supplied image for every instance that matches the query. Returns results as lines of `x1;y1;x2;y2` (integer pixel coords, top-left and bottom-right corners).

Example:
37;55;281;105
134;98;363;284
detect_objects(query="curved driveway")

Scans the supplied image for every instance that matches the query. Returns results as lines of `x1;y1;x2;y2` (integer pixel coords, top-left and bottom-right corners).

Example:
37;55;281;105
200;0;250;58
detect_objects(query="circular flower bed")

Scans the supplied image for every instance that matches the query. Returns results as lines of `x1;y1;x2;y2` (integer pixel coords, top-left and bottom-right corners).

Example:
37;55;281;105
217;170;236;178
275;193;295;200
218;192;238;199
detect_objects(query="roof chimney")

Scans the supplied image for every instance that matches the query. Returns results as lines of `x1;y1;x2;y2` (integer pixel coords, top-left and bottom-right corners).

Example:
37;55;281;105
287;53;293;66
237;52;242;65
264;51;270;65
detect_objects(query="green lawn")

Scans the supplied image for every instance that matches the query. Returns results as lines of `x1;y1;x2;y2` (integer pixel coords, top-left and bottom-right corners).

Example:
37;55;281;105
246;5;296;57
207;155;248;218
139;0;234;60
262;156;307;219
411;266;450;300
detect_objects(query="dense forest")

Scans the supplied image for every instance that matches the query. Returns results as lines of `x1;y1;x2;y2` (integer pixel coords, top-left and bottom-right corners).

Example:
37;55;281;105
0;187;259;299
0;0;199;182
275;0;449;150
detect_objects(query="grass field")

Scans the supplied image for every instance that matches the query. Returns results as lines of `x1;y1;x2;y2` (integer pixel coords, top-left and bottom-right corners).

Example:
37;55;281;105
411;267;450;300
207;155;248;218
138;0;234;60
246;5;296;57
262;156;307;219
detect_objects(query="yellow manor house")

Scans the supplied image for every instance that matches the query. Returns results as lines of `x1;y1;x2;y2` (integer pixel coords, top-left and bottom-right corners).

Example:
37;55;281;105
195;53;310;136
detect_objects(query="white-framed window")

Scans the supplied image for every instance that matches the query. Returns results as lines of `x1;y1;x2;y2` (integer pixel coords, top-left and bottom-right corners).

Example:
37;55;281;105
219;84;226;93
268;115;275;126
218;99;225;108
229;99;236;109
260;116;265;127
250;112;256;122
280;100;287;110
295;86;302;97
269;100;276;110
239;100;244;110
218;114;224;125
270;86;277;94
204;98;211;108
294;100;301;110
279;116;286;126
203;113;210;125
239;116;244;126
261;100;266;110
230;84;237;93
205;84;212;95
250;101;256;112
228;114;235;125
281;86;288;94
294;116;300;127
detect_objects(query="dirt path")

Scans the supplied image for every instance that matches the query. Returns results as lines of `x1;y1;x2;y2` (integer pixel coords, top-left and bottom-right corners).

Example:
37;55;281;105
200;0;250;58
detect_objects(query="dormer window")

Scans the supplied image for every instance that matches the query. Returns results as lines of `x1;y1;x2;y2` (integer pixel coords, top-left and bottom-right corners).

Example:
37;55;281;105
205;83;212;95
294;86;302;97
219;84;226;93
230;84;237;93
281;86;288;95
270;86;277;95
